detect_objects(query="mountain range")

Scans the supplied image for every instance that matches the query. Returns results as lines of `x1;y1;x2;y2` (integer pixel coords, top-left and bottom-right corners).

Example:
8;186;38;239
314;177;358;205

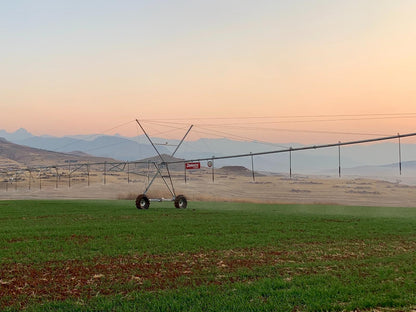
0;136;117;169
1;128;416;177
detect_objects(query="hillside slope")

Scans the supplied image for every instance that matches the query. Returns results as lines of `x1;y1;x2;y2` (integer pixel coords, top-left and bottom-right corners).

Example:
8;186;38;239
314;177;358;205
0;137;117;169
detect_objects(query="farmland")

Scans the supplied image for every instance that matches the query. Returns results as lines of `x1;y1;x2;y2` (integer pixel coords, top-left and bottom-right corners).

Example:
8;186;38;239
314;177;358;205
1;200;416;311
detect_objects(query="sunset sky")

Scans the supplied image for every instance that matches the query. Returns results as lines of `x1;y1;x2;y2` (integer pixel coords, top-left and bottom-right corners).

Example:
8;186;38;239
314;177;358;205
1;0;416;144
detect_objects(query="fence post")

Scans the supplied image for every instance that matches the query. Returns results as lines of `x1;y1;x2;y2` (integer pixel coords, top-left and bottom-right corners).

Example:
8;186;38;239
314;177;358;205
289;147;293;179
68;164;71;188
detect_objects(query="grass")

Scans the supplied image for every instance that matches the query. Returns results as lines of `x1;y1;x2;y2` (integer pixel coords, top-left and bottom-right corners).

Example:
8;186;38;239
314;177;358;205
1;200;416;311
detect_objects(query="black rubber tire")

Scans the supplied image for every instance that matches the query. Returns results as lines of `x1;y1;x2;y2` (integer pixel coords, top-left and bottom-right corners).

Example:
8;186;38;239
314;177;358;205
174;195;187;209
136;194;150;210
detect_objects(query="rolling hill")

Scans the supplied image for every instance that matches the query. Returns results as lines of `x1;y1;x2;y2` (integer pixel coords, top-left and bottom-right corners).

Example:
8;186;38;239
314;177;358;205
0;137;117;169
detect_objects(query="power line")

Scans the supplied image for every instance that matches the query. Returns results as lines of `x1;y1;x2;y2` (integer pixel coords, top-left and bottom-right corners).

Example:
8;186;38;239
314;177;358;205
51;120;136;153
197;116;416;127
140;112;416;123
40;113;416;157
208;125;388;137
193;127;289;149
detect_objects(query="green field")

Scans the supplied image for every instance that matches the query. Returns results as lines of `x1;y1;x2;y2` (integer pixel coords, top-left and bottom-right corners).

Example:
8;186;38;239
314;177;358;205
1;200;416;311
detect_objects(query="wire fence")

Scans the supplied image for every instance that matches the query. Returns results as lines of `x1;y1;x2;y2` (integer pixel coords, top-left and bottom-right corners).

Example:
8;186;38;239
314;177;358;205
0;161;152;192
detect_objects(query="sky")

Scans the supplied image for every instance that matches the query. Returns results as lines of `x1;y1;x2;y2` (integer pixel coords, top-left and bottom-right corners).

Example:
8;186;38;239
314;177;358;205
1;0;416;144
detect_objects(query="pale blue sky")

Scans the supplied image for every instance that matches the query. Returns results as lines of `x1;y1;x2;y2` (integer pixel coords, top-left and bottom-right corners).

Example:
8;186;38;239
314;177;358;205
1;0;415;142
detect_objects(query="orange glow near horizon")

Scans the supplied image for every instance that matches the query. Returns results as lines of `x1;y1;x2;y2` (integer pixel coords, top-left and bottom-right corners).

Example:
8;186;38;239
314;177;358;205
1;1;416;144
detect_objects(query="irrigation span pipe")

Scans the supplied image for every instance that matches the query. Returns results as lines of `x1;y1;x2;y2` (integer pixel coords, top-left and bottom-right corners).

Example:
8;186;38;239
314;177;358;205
167;132;416;164
1;132;415;173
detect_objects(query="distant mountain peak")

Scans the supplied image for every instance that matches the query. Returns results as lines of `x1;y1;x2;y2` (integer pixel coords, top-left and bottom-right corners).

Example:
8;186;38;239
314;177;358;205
0;128;33;141
15;128;30;134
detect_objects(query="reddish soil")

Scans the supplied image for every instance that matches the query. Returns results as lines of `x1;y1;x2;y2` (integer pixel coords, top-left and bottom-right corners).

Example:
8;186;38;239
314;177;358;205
2;240;415;309
1;249;279;309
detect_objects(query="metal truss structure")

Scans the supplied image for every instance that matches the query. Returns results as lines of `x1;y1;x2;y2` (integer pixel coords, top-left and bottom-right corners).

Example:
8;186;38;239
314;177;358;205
1;130;416;209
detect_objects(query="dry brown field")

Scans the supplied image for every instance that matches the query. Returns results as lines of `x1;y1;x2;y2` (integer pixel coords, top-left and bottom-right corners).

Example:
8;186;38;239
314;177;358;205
1;165;415;207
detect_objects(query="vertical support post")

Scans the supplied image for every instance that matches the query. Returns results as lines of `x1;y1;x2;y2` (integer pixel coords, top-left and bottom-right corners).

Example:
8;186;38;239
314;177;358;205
55;167;59;189
184;163;187;183
398;133;402;175
103;161;107;185
250;153;255;182
147;161;150;187
29;170;32;190
87;164;90;186
289;147;293;179
211;157;215;183
68;164;71;188
15;172;18;191
39;169;42;190
127;162;130;183
338;142;341;178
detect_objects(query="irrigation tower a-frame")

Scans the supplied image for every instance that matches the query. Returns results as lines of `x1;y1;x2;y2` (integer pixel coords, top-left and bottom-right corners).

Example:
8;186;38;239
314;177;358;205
135;119;193;209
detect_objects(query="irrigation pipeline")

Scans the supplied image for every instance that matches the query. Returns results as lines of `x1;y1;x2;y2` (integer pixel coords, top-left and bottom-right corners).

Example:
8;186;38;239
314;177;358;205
167;132;416;164
0;161;155;174
1;132;416;174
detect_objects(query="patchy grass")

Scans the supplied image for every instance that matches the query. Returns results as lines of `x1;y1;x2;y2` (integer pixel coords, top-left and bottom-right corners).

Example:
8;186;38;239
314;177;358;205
1;200;416;311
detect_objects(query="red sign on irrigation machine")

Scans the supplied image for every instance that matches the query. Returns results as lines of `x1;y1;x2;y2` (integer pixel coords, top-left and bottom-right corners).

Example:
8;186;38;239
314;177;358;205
185;162;201;170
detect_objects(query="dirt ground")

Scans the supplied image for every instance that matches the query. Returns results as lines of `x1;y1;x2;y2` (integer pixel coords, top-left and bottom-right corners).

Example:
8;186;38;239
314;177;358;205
1;167;415;207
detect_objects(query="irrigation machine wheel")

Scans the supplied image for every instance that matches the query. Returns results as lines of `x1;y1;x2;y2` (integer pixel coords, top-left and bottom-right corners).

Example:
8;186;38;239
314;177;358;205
136;194;150;210
174;195;188;209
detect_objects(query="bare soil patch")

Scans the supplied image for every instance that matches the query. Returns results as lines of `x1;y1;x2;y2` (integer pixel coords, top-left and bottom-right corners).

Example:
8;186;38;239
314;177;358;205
2;238;415;309
1;168;416;207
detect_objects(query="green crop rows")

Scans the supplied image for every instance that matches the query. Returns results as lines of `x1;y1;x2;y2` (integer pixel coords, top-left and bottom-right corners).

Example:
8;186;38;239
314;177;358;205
1;200;416;311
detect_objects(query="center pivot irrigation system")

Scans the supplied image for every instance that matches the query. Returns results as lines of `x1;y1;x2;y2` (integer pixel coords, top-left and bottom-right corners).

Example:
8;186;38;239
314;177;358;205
134;119;193;209
134;118;416;210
